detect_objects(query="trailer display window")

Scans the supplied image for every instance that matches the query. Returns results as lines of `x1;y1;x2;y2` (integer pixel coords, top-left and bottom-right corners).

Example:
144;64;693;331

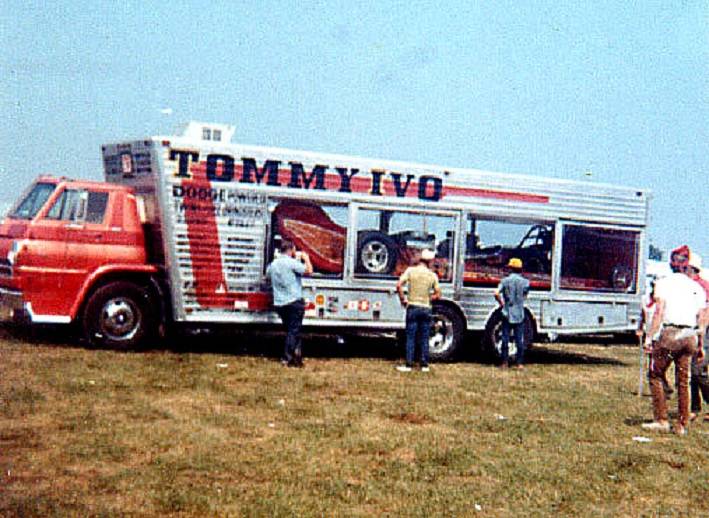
270;199;348;278
560;225;639;293
463;216;553;289
354;209;455;281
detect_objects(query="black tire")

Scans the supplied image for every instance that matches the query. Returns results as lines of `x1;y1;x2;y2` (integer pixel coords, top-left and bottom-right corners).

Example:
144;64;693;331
483;309;534;363
82;281;154;350
356;231;398;275
428;303;465;361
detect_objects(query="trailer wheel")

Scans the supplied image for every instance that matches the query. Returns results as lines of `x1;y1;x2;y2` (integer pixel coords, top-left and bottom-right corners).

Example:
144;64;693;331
428;304;465;361
483;310;534;363
82;281;153;350
356;231;398;275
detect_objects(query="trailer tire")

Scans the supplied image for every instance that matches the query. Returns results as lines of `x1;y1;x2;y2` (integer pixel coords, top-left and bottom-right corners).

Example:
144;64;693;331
483;310;534;363
82;281;153;350
428;303;465;361
356;231;398;275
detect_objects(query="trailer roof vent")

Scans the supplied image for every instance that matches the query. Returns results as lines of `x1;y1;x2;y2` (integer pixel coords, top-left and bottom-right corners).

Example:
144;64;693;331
178;121;235;143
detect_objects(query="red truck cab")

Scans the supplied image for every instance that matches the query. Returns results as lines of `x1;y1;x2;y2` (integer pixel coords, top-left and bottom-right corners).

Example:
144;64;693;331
0;176;159;347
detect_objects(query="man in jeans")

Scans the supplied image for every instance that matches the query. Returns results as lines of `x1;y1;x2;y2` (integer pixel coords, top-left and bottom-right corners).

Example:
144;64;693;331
494;258;530;369
266;240;313;367
396;249;441;372
686;252;709;421
642;249;708;434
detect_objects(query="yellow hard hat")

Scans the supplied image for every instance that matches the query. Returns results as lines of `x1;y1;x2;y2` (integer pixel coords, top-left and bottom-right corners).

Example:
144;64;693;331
508;258;523;269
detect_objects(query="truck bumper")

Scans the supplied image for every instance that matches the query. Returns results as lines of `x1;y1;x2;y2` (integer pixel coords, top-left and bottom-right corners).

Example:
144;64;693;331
0;286;27;323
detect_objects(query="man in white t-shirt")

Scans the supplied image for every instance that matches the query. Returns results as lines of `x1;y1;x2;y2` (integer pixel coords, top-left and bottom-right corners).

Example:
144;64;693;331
642;252;708;435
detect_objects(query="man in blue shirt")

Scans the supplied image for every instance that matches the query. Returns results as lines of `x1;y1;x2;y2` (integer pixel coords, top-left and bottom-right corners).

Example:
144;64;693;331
266;239;313;367
494;257;531;369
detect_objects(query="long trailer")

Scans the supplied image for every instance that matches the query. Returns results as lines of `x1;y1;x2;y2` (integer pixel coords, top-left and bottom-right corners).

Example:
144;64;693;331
0;122;649;359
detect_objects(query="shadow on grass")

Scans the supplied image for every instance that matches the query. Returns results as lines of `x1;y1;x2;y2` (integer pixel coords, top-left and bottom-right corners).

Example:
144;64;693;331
2;323;629;367
167;327;402;361
526;346;626;367
0;323;76;347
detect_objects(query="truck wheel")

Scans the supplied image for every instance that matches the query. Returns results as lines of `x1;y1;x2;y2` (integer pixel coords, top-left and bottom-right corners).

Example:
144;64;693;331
356;231;398;275
428;303;465;361
483;310;534;363
82;281;153;350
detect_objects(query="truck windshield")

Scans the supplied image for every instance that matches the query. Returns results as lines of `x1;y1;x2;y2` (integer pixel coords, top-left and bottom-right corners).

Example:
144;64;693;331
10;182;57;220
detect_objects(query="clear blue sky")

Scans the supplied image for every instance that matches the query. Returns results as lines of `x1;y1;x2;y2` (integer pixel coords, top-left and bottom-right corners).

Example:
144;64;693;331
1;1;706;260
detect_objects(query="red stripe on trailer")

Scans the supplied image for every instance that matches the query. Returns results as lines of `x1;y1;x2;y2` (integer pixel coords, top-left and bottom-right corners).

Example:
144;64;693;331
181;166;228;308
443;185;549;204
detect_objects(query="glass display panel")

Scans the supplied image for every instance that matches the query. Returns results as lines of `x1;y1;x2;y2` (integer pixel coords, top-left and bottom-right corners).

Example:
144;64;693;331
560;225;639;293
354;208;455;281
270;199;348;278
463;215;553;290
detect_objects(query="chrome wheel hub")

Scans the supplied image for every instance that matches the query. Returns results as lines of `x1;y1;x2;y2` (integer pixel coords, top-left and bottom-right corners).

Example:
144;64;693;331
100;299;139;341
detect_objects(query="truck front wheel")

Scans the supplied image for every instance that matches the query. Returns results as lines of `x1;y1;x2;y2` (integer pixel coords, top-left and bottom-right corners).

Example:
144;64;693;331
82;281;153;350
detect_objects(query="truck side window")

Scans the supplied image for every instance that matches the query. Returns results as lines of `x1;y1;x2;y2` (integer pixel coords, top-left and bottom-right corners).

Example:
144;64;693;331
85;192;109;223
46;190;108;223
46;189;82;221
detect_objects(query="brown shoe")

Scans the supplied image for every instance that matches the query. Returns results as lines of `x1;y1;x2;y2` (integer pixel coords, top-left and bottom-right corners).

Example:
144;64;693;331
690;412;698;422
499;362;509;369
515;364;525;370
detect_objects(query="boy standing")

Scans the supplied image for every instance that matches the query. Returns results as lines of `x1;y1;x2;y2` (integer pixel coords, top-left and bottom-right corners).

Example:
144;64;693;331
494;258;530;369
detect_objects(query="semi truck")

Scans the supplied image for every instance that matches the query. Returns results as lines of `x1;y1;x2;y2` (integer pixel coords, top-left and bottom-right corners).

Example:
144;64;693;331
0;122;650;359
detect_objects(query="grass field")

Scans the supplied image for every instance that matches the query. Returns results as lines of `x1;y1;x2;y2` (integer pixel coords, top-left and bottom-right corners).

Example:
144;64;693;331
1;325;708;517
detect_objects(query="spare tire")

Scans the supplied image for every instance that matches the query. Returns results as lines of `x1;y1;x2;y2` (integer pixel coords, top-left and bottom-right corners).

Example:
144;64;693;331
356;231;398;275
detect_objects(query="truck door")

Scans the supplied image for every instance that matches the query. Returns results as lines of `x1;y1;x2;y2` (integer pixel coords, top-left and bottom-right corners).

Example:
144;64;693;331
44;188;110;312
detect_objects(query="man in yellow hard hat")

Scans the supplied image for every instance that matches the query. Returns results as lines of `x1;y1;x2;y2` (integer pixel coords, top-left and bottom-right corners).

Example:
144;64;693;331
494;257;530;369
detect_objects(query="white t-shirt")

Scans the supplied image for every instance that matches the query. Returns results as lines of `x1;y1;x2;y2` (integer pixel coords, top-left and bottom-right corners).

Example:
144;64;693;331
653;272;706;327
642;294;657;334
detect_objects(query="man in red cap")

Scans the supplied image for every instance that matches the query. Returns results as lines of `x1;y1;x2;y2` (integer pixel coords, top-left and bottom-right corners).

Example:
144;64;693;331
642;246;708;434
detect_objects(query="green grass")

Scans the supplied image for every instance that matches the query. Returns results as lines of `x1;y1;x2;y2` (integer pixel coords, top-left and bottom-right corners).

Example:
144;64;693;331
0;326;707;517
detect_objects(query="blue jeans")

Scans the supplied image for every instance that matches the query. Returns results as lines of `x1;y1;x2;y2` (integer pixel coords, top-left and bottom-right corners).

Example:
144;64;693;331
501;319;525;365
405;305;432;367
275;299;305;364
